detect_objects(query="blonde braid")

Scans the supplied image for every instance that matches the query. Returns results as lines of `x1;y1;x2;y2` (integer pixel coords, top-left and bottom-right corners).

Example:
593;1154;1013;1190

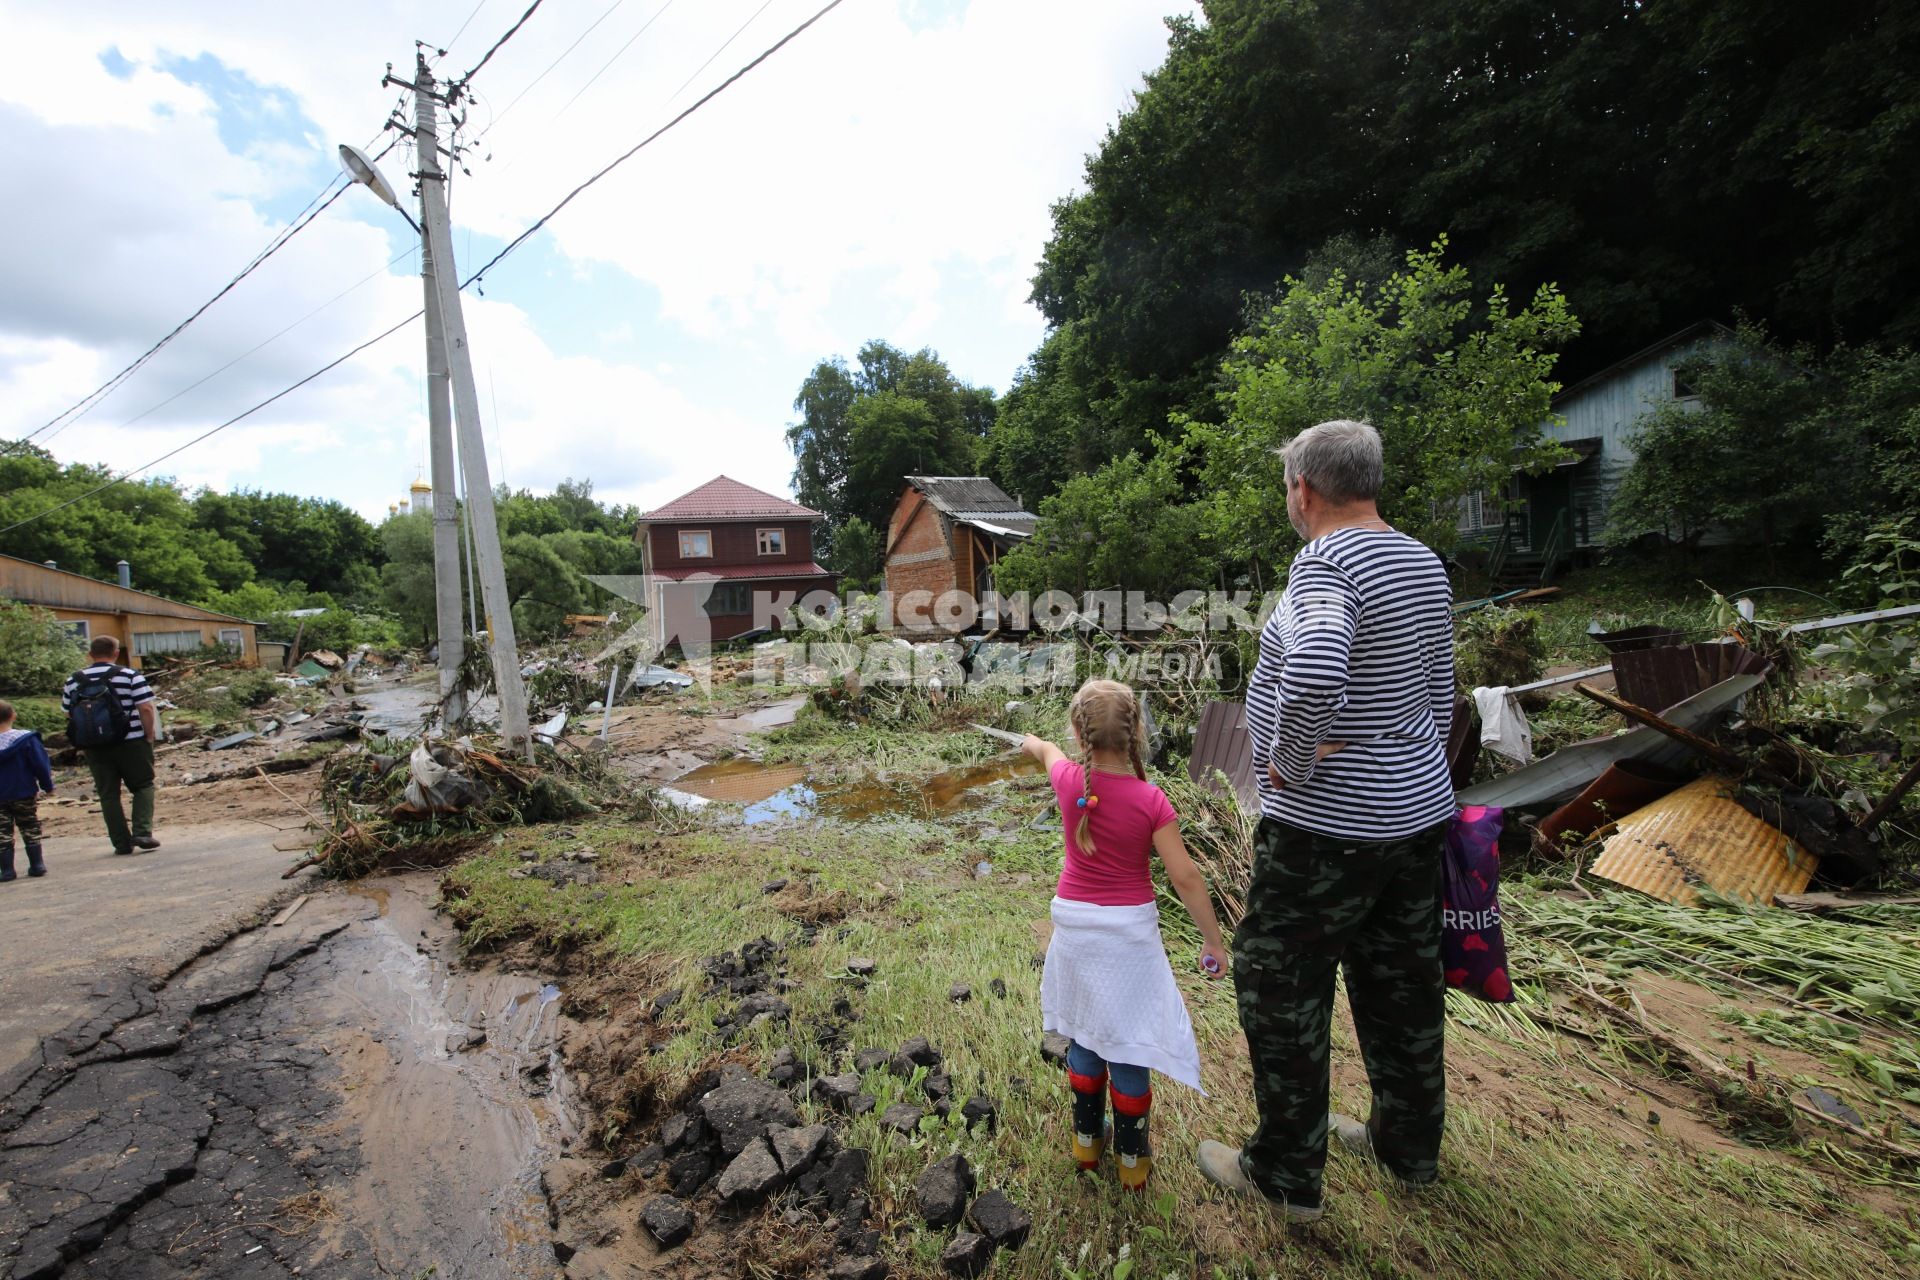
1074;706;1098;858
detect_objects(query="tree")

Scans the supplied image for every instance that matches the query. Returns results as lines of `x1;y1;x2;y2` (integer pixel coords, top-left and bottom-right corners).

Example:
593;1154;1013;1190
825;516;883;592
1181;240;1579;572
377;513;438;646
1609;326;1901;563
993;451;1216;600
787;340;994;536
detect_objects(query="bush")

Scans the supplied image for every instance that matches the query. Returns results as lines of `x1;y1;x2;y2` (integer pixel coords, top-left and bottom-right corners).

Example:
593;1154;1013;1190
1456;606;1548;691
4;696;67;738
0;601;85;696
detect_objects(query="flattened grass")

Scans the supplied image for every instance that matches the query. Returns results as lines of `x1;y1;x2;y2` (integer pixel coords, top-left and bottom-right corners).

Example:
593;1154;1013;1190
441;775;1920;1279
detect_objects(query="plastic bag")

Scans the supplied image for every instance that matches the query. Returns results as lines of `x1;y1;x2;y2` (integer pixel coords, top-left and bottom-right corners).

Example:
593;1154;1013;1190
1442;804;1514;1003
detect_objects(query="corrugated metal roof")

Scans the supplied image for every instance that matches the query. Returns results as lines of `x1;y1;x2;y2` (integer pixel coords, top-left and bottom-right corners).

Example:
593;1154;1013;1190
650;561;833;582
1188;701;1259;812
905;476;1036;522
640;476;823;522
1590;775;1816;906
1610;643;1771;714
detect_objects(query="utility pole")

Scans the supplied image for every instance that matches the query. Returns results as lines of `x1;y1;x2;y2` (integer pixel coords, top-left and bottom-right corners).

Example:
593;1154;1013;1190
411;52;532;757
414;66;466;729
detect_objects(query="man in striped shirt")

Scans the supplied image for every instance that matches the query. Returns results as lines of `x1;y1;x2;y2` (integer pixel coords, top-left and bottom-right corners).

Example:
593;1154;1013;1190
61;636;162;856
1198;419;1456;1221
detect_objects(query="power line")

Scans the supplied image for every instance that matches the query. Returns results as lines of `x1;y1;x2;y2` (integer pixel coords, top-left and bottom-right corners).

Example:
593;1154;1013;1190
455;0;548;91
64;245;418;445
1;0;850;533
668;0;775;106
464;0;847;294
443;0;492;57
551;0;676;123
0;310;424;538
12;136;400;455
473;0;632;143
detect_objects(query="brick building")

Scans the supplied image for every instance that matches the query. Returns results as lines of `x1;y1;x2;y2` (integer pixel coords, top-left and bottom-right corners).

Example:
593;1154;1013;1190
634;476;837;649
883;476;1037;633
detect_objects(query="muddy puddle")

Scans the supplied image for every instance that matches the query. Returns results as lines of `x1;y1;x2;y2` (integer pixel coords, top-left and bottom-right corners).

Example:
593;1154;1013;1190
306;875;576;1276
667;753;1044;823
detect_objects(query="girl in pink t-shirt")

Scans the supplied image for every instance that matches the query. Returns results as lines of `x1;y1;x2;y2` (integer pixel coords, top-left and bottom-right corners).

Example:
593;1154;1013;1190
1022;679;1227;1191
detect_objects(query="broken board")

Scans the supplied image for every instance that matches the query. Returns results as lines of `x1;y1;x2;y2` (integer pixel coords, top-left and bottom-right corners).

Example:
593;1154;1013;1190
1590;775;1817;906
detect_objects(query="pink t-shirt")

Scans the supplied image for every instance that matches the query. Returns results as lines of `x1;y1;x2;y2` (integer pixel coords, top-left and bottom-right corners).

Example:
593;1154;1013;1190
1049;759;1178;907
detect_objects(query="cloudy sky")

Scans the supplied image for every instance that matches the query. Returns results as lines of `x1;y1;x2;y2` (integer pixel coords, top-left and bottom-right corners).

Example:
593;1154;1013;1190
0;0;1194;522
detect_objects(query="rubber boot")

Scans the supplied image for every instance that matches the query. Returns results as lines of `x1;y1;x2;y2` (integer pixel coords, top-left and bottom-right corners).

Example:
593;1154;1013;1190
1069;1067;1108;1169
1112;1083;1153;1191
0;844;15;883
25;844;45;878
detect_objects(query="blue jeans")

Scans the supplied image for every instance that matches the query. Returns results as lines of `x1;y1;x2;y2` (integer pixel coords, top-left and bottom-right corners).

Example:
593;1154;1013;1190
1067;1040;1149;1097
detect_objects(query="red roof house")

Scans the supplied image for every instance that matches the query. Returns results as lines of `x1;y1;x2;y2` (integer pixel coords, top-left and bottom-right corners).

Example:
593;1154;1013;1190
635;476;838;648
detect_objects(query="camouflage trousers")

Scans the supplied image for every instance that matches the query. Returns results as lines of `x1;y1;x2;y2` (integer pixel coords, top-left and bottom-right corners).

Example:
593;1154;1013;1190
1232;816;1449;1200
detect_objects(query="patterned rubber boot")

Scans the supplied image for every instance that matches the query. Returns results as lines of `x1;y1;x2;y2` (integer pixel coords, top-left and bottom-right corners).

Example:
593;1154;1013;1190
25;844;45;878
1112;1084;1153;1191
1069;1067;1108;1169
0;844;15;883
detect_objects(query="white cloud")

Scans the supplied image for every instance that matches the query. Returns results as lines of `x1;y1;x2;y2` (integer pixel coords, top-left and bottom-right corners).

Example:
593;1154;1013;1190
0;0;1193;524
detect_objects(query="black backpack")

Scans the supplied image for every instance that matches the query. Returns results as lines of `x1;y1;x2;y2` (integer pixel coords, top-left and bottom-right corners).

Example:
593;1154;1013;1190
68;667;131;748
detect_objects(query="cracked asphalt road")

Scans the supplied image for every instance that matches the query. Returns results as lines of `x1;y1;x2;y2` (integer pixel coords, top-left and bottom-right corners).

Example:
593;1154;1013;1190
0;822;309;1085
0;871;571;1279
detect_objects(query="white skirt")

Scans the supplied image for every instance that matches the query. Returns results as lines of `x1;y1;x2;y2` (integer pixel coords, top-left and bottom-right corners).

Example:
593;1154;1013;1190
1039;896;1205;1093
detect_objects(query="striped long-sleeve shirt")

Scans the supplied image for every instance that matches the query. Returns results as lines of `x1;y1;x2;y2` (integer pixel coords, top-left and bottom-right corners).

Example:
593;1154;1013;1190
1243;527;1456;840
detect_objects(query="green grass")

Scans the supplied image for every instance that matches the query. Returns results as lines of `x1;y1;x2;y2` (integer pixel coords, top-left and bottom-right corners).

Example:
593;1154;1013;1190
438;770;1919;1279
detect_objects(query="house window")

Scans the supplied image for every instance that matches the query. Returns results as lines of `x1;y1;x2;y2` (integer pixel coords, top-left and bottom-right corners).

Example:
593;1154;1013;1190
1672;369;1700;400
702;583;753;617
678;530;712;558
218;628;244;651
756;528;785;556
133;629;202;657
61;620;90;641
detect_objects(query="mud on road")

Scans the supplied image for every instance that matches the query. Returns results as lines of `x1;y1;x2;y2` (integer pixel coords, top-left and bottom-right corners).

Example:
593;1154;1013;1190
0;876;579;1280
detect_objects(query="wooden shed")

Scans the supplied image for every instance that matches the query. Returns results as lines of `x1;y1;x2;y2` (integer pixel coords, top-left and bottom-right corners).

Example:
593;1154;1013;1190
0;554;260;668
883;476;1038;634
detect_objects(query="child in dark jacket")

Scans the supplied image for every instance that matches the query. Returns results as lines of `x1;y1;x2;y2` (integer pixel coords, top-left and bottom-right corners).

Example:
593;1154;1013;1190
0;700;56;880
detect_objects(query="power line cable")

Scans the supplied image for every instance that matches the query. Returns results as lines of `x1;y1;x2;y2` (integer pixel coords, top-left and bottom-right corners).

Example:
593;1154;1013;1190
455;0;547;91
472;0;631;144
443;0;492;57
67;245;418;444
0;310;423;537
464;0;846;294
1;0;849;532
12;136;400;453
550;0;675;123
667;0;775;105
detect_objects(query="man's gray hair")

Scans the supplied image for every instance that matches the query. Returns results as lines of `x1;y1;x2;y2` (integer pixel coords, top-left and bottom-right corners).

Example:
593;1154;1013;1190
1280;418;1383;504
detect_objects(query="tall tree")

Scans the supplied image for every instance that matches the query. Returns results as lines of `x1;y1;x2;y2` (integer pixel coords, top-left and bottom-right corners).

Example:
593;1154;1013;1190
786;341;994;536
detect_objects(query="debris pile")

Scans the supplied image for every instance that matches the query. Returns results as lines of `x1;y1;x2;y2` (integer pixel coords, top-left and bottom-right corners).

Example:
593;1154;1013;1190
298;736;608;879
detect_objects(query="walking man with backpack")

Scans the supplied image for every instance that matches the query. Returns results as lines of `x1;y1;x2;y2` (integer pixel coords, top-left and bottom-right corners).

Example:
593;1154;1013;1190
62;636;162;856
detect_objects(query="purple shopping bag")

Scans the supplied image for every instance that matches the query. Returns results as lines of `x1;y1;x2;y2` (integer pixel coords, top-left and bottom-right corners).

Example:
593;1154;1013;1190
1442;805;1514;1003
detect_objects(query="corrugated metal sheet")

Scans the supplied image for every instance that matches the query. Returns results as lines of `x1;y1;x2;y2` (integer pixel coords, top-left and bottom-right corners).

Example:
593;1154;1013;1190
1610;643;1771;714
905;476;1035;521
640;476;822;522
0;554;254;624
1189;701;1258;812
1590;776;1817;906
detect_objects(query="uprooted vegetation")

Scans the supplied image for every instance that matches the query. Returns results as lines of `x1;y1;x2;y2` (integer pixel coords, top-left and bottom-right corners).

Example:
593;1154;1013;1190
427;689;1920;1279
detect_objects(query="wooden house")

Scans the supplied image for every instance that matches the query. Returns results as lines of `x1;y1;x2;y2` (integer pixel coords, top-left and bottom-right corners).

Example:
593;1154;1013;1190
633;476;837;648
883;476;1038;633
1460;321;1736;583
0;554;260;668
